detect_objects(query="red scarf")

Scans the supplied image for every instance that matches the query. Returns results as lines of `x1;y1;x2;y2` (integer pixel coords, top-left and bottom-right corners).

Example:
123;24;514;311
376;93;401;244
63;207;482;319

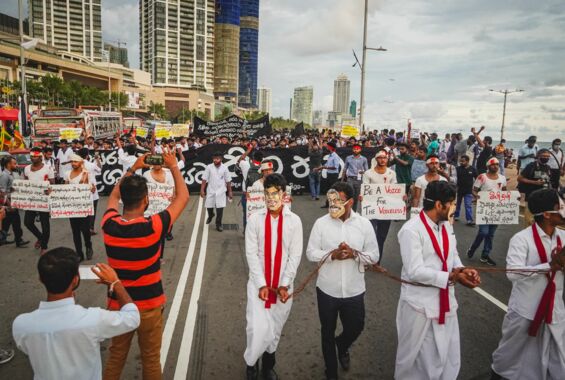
419;211;450;324
528;224;562;336
264;210;284;309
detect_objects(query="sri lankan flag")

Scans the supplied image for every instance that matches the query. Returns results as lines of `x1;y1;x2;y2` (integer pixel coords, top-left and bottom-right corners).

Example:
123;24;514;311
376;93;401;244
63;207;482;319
0;126;12;151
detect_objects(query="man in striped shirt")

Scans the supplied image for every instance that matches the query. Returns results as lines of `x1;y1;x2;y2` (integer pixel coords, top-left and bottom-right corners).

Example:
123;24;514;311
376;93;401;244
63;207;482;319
102;151;189;380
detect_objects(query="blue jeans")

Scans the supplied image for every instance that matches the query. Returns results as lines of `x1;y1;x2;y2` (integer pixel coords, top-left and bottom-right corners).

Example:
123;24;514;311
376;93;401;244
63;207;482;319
309;172;321;198
469;224;498;257
455;193;473;222
499;159;505;175
241;193;247;228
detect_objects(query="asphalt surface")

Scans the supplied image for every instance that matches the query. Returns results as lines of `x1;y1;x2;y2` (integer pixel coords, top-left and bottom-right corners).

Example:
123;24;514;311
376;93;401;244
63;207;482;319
0;194;556;380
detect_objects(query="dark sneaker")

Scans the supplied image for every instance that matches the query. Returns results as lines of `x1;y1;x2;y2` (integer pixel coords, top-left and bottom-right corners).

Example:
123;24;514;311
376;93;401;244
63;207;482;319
16;240;30;248
480;256;496;266
206;215;214;224
246;364;258;380
467;221;476;226
467;248;475;259
166;232;174;241
216;225;223;232
86;247;94;260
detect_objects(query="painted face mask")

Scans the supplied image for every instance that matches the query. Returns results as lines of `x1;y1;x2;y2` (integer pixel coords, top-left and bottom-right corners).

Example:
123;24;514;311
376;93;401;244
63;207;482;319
327;189;347;219
265;187;283;211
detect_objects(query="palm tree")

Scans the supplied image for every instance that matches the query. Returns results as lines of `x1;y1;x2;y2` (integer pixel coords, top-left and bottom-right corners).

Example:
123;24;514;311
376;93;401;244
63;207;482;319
148;101;168;120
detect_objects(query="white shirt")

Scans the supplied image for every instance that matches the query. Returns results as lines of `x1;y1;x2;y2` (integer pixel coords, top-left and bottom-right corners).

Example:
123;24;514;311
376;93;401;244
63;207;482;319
84;160;101;201
362;167;397;184
245;207;303;289
307;212;380;298
176;143;189;152
56;148;73;178
506;224;565;323
24;164;54;182
239;159;251;192
398;212;463;319
203;163;230;196
414;174;448;208
473;173;507;192
117;148;138;174
548;148;563;170
12;298;140;380
143;169;174;186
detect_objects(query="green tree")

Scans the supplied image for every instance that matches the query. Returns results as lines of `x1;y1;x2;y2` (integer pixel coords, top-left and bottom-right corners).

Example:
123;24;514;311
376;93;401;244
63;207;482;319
148;101;168;120
242;110;267;121
40;74;64;106
218;106;231;119
108;91;129;111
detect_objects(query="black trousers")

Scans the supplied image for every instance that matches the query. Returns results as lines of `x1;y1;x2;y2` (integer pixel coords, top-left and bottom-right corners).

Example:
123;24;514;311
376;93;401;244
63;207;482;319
207;207;224;227
316;287;365;378
346;178;362;212
70;217;91;258
2;209;23;242
370;219;391;264
549;168;561;190
24;211;50;249
89;199;98;230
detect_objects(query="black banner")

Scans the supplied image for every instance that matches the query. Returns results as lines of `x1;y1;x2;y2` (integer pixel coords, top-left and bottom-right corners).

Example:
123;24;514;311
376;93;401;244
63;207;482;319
94;145;377;195
192;114;271;140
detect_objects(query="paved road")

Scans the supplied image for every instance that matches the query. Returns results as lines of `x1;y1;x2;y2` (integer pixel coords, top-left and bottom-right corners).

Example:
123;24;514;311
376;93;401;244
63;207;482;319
0;194;552;379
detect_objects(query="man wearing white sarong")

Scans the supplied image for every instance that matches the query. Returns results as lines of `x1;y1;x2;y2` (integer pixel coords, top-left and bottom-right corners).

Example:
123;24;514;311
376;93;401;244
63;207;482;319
395;180;481;380
244;174;303;380
491;188;565;380
200;151;232;232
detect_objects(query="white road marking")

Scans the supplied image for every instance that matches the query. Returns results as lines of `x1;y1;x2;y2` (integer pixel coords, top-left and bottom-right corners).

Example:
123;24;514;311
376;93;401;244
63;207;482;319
173;214;210;380
473;287;508;312
160;197;203;368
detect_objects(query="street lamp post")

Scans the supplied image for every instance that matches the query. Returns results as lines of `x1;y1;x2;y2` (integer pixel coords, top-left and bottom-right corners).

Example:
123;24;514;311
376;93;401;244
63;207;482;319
356;0;386;134
18;0;26;134
489;89;524;141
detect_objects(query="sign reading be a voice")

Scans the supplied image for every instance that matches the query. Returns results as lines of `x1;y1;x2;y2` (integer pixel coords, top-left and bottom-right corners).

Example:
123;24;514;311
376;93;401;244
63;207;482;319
361;183;406;220
476;191;520;225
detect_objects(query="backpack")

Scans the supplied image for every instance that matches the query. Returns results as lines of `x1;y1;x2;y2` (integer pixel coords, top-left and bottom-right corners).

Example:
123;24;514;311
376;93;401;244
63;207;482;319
245;161;262;189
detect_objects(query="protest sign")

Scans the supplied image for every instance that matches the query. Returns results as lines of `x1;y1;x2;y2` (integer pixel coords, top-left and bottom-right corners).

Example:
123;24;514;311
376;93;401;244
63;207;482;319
476;191;520;225
171;124;190;138
49;184;93;218
360;184;406;220
246;185;292;219
145;182;174;217
59;128;83;141
193;114;271;140
341;125;360;138
136;126;149;138
155;124;171;139
10;180;50;212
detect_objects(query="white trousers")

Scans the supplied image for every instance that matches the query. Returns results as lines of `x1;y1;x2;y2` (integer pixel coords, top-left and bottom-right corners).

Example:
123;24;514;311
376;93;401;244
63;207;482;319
243;280;293;366
395;300;460;380
492;310;565;380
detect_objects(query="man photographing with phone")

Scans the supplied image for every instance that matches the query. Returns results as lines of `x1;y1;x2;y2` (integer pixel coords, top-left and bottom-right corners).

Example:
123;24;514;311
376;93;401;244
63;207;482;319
101;151;189;380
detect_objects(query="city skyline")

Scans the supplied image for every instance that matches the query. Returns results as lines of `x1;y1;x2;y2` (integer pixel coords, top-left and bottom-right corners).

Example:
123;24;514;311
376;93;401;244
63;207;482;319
2;0;564;140
333;73;350;115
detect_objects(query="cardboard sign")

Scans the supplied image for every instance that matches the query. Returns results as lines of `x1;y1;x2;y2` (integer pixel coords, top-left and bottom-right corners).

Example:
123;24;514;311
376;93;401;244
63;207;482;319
145;182;174;217
49;184;93;218
155;124;171;139
246;186;292;219
360;183;406;220
136;126;149;138
10;180;50;212
59;128;83;141
171;124;190;138
476;190;520;225
341;125;360;138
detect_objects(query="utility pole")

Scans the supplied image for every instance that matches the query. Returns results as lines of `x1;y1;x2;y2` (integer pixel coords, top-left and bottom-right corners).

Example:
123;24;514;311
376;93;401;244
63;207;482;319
18;0;26;134
489;89;524;141
355;0;386;134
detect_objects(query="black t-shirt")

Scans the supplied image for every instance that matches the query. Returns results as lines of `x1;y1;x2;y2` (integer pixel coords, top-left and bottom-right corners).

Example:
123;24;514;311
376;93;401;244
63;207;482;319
518;162;551;200
308;149;323;169
476;145;493;174
456;165;477;194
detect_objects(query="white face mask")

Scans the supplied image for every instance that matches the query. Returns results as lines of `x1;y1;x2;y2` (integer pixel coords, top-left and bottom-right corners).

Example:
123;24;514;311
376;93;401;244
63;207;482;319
264;187;283;211
327;189;348;219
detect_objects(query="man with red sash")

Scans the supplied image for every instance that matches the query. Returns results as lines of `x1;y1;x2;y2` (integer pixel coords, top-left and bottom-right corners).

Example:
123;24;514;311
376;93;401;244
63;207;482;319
491;188;565;379
395;180;481;379
244;174;303;380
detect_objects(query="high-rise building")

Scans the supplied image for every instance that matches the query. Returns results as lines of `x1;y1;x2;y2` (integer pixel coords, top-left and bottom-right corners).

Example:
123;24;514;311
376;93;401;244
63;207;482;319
257;87;271;114
313;110;324;128
333;73;350;114
104;43;129;68
28;0;102;61
238;0;259;109
140;0;215;90
214;0;240;104
291;86;313;126
349;100;357;118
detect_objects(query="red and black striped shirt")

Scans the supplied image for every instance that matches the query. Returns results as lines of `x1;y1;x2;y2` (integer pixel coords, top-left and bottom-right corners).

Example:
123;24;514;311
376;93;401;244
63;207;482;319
102;209;171;311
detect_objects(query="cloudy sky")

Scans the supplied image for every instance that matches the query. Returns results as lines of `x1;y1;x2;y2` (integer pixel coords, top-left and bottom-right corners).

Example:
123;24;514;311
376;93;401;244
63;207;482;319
3;0;564;141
